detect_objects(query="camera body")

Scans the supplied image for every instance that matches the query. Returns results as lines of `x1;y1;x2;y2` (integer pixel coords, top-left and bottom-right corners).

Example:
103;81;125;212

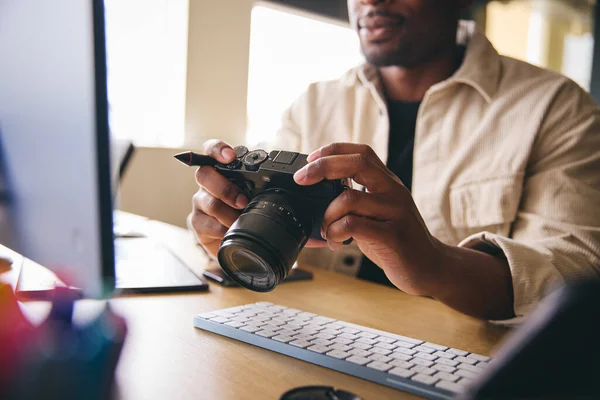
215;146;348;241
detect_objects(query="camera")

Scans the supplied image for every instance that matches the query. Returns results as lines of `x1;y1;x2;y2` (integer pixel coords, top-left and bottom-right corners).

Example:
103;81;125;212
203;146;349;292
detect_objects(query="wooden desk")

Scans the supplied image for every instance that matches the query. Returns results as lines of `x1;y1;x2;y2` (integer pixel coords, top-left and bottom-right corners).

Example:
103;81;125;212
4;214;511;400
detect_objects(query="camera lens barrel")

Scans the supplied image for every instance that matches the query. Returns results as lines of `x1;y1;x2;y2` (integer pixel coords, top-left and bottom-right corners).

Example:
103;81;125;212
218;190;313;292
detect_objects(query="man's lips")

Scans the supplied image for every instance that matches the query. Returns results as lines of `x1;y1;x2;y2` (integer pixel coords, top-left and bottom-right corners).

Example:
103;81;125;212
359;15;404;30
358;14;405;42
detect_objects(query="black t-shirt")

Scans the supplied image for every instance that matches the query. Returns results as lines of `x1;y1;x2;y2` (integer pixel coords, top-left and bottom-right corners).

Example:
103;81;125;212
356;99;421;287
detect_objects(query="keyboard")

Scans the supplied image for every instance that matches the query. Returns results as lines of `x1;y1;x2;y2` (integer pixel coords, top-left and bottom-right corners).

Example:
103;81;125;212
194;302;492;400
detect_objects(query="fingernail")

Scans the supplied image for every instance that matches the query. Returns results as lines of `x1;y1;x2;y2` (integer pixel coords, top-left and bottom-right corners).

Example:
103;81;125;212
294;168;307;183
234;194;248;209
221;147;236;161
320;227;327;240
307;149;321;162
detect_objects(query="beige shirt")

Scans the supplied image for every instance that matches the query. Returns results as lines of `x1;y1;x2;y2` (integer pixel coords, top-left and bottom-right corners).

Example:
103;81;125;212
269;22;600;320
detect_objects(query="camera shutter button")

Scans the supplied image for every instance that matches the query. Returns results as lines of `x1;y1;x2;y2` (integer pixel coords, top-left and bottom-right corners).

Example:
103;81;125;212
243;150;268;171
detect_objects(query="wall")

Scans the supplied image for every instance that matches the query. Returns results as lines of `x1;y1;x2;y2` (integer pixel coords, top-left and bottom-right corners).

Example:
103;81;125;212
120;0;256;227
184;0;254;149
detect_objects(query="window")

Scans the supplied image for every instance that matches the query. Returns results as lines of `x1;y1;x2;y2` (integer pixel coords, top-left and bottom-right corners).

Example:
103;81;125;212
246;4;364;146
485;0;594;91
104;0;189;147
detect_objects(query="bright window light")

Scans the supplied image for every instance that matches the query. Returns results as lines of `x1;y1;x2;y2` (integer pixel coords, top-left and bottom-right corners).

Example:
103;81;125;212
104;0;188;147
246;4;364;146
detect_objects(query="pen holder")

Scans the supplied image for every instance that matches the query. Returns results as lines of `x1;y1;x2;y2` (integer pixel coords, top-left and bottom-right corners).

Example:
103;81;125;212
0;283;127;400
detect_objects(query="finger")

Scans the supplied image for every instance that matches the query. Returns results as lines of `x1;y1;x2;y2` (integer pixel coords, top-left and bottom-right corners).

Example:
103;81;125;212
193;190;240;227
305;238;328;248
200;240;221;258
294;154;395;194
324;214;387;245
194;168;248;209
321;189;398;237
190;208;229;242
202;139;236;163
307;143;382;166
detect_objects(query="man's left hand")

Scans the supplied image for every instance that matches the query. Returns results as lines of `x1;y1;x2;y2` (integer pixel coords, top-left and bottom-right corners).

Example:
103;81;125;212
293;142;445;296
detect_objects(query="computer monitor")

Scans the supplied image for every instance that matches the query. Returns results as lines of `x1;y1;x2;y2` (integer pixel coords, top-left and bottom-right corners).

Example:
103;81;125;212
0;0;114;297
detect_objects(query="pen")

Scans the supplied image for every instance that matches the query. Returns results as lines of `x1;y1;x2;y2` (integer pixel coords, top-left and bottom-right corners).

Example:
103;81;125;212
174;151;219;167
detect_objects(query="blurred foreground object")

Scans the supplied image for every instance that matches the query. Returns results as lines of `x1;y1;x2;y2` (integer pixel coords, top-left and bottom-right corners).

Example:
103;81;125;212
0;284;127;400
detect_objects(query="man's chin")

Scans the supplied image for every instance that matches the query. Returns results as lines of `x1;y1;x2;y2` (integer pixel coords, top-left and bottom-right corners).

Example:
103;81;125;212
361;44;411;67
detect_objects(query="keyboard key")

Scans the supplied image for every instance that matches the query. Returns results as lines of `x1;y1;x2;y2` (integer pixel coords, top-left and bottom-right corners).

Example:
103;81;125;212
332;337;354;345
415;352;438;361
294;334;316;341
349;349;372;358
411;365;436;375
374;342;397;351
357;331;378;339
431;363;456;373
412;358;434;367
351;342;373;350
282;323;303;331
376;336;397;344
366;361;393;372
356;338;378;346
289;340;311;348
272;335;294;343
240;325;261;333
389;367;415;378
347;355;370;366
330;343;352;352
321;328;341;335
477;362;490;369
313;316;336;324
392;335;422;345
435;380;462;392
424;342;448;351
224;321;245;328
341;327;361;335
256;330;278;338
458;363;484;373
413;345;436;354
411;374;439;385
371;347;392;356
277;329;297;336
208;317;230;324
307;345;330;354
394;341;417;349
395;347;417;356
327;350;351;359
389;352;413;361
455;369;477;379
199;312;217;319
455;356;477;365
433;372;459;382
214;311;236;318
458;378;473;387
368;354;392;363
436;358;460;367
447;348;469;357
467;354;490;363
310;338;333;347
316;333;335;340
389;359;414;369
434;351;456;359
339;333;360;340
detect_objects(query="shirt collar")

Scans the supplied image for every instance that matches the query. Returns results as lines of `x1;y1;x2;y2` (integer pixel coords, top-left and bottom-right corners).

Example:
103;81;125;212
351;20;501;104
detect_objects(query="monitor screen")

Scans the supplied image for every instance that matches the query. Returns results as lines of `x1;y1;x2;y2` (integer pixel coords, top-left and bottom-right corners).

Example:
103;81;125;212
0;0;115;297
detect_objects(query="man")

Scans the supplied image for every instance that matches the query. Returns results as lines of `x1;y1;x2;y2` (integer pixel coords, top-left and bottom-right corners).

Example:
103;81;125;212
189;0;600;322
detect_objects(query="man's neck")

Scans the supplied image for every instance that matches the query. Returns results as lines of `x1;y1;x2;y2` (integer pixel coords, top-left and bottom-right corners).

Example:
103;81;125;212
378;46;461;103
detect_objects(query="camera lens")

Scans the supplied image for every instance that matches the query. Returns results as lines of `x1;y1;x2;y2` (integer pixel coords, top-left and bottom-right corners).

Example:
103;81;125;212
218;190;312;292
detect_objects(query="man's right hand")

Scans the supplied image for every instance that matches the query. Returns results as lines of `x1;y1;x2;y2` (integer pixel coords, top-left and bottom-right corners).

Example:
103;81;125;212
189;140;248;257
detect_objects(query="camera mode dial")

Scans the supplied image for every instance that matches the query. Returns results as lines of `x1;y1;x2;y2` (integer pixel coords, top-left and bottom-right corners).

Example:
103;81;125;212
243;150;268;171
